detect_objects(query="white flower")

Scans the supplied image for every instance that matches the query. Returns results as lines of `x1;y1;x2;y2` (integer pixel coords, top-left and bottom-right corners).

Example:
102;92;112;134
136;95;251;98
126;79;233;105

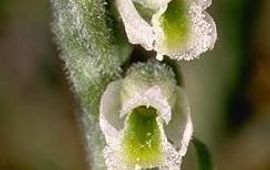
115;0;217;61
99;63;193;169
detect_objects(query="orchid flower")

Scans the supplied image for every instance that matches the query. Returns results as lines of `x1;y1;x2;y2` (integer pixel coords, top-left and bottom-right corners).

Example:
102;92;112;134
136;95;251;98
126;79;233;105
99;62;193;169
116;0;217;61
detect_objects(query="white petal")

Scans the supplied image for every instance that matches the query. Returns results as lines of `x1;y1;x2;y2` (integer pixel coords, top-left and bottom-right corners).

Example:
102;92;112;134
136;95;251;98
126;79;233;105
133;0;173;9
165;87;193;154
115;0;154;50
99;80;124;144
120;85;172;124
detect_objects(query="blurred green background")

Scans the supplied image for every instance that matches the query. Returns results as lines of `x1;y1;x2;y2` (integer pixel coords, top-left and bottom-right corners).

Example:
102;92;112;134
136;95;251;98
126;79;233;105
0;0;270;170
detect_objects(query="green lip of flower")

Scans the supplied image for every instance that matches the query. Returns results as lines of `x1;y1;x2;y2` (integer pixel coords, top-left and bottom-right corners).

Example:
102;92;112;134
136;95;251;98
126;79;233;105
99;63;193;169
115;0;217;61
121;106;165;168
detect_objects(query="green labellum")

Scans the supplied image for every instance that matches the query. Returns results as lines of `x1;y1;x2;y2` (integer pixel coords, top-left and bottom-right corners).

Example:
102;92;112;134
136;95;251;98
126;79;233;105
121;106;164;168
160;0;190;51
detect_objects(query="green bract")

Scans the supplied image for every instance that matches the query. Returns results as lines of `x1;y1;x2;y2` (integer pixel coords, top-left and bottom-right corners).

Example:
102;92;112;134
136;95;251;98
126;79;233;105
116;0;217;60
99;62;193;169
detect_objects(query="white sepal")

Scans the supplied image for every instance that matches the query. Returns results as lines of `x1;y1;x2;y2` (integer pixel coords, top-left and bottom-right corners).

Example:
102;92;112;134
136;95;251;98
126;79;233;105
115;0;154;50
99;80;124;145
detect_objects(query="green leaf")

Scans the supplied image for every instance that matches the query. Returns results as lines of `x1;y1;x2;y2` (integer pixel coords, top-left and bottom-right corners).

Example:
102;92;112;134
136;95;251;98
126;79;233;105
192;137;213;170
